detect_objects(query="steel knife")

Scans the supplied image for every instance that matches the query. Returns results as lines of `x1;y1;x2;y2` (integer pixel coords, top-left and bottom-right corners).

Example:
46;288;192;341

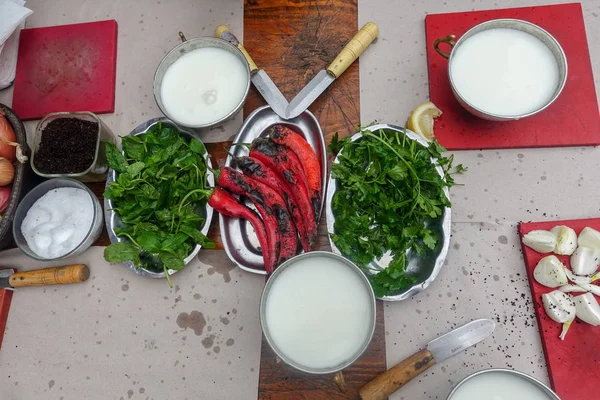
359;318;496;400
214;24;289;119
285;22;379;119
0;264;90;289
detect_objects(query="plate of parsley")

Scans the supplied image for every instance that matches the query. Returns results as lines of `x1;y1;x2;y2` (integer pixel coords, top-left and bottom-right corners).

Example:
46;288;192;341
326;124;464;300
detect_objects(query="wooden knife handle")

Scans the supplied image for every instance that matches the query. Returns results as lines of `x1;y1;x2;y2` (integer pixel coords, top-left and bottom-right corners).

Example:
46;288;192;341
9;264;90;288
327;22;379;79
359;348;436;400
214;24;258;74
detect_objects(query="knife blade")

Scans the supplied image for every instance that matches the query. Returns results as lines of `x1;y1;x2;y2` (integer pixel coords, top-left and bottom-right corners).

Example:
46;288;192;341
359;319;496;400
215;24;289;119
0;264;90;289
285;22;379;119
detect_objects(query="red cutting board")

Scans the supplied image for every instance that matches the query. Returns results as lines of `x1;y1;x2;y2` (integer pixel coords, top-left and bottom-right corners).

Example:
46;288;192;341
12;20;118;120
425;3;600;150
518;218;600;400
0;268;14;351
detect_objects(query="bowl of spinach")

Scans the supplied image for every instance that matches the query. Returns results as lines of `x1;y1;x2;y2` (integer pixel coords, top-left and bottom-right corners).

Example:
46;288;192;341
103;118;214;285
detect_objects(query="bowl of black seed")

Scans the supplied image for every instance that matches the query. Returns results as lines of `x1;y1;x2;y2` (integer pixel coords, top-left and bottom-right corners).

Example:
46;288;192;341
31;112;115;182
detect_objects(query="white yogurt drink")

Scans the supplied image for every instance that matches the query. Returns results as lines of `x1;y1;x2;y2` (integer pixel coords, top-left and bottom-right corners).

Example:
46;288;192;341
450;28;560;116
263;254;374;370
451;371;555;400
160;47;248;126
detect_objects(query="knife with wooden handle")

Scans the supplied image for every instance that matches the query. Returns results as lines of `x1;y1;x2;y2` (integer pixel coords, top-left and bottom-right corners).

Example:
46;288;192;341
0;264;89;289
359;319;495;400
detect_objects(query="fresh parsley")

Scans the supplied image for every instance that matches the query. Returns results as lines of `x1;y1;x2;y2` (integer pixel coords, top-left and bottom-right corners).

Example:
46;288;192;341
103;123;214;286
328;128;464;297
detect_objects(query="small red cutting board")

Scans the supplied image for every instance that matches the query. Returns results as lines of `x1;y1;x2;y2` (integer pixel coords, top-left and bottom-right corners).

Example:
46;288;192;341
518;218;600;400
0;268;14;351
12;20;118;120
425;3;600;150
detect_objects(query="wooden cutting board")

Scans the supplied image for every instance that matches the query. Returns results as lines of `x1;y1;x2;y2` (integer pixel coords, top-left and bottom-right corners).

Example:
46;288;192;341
518;219;600;400
242;1;387;399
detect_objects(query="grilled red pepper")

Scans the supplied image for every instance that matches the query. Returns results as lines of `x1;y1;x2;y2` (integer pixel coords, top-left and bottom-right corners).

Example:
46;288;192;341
208;188;273;272
235;156;311;252
250;139;318;247
218;167;298;267
270;125;322;218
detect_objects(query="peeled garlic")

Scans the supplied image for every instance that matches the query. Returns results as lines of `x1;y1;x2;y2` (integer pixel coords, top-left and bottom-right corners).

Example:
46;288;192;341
533;255;568;287
570;246;600;276
574;292;600;326
578;227;600;250
576;283;600;297
522;230;557;253
551;226;578;255
564;268;592;285
542;290;576;340
559;284;588;294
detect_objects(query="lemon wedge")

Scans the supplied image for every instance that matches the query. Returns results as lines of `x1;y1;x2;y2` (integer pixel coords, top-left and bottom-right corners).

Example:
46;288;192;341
407;101;442;142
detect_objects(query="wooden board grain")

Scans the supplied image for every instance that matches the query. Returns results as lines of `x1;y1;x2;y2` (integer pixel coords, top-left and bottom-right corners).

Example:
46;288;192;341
242;1;387;399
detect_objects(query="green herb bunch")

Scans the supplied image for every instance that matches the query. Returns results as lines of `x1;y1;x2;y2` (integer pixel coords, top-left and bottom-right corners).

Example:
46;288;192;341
103;123;214;286
328;128;464;297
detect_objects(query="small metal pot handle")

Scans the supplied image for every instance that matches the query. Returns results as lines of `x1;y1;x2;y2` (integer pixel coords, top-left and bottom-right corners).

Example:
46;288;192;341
433;34;456;59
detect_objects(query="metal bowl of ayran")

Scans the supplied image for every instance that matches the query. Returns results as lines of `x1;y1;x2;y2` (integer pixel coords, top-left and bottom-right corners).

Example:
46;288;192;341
104;117;214;278
325;124;451;301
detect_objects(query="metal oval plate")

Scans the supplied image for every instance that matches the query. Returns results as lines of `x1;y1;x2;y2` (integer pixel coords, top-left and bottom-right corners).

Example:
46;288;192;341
104;117;215;278
221;105;327;275
325;124;451;301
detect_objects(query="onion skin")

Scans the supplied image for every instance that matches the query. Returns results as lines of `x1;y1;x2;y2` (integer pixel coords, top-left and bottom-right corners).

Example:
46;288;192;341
0;186;10;213
0;112;17;163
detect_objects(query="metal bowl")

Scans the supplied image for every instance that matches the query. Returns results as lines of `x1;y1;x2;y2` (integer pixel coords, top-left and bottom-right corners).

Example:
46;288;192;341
447;369;560;399
259;251;376;374
13;178;103;261
104;117;214;278
434;19;567;121
326;124;451;301
0;103;32;250
219;105;327;275
153;36;251;130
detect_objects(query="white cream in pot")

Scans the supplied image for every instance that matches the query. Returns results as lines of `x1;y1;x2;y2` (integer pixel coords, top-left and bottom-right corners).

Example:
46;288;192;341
450;28;559;116
264;255;373;370
450;371;554;400
160;47;248;126
21;187;94;259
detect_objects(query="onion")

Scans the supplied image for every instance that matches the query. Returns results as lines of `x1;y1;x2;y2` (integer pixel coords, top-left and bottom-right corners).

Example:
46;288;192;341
0;111;17;163
0;186;10;213
0;158;14;186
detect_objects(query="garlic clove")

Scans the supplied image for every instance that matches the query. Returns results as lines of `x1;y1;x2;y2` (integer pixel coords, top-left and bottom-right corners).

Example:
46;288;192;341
558;284;588;294
550;225;578;255
522;230;557;253
564;268;592;285
533;255;568;287
575;283;600;297
542;290;576;323
570;246;600;276
578;227;600;250
574;292;600;326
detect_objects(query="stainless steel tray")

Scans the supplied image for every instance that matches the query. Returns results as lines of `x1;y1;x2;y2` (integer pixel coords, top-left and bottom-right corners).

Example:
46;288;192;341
104;117;214;278
325;124;451;301
220;105;327;275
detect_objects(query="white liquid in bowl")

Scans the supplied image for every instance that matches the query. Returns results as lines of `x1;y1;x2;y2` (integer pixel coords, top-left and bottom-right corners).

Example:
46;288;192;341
451;371;554;400
450;28;560;116
160;47;248;126
264;255;373;370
